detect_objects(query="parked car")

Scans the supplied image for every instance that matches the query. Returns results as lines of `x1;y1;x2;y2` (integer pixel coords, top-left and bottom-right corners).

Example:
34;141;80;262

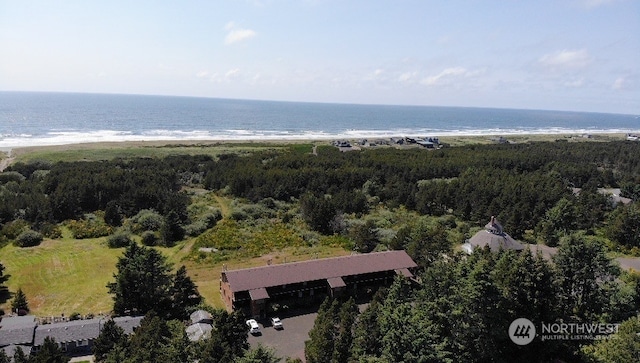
246;319;260;334
271;317;283;329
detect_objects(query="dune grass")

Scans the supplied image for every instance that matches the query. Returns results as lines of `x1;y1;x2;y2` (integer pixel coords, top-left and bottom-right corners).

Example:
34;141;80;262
10;141;304;164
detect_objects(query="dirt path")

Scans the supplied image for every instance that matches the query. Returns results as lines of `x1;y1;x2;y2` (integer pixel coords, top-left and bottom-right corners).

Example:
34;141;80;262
0;156;15;172
212;193;232;217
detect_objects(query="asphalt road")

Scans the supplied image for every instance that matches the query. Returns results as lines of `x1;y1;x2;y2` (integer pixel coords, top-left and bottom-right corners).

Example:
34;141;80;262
247;311;318;362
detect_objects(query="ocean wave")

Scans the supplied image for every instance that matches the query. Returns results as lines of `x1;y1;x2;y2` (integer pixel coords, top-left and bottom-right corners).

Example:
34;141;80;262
1;127;639;149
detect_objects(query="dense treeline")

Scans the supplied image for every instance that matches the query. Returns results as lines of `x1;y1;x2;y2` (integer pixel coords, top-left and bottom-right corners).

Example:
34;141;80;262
1;141;639;248
204;141;639;239
1;156;212;243
305;234;640;363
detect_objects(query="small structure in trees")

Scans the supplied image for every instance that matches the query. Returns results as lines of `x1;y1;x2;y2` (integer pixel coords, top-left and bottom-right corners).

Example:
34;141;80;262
462;216;525;254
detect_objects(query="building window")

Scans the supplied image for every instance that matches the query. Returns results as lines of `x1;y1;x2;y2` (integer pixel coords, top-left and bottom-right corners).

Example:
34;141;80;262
77;339;89;347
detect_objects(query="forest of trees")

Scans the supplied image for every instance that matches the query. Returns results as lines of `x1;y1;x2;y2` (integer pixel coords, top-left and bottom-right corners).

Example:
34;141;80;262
2;141;639;248
1;140;639;361
305;236;640;362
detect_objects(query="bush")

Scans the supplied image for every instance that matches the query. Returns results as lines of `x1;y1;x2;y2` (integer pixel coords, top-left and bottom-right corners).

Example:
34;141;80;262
130;209;164;232
38;223;62;239
1;219;29;240
141;231;159;246
66;219;113;239
14;229;43;247
107;232;133;248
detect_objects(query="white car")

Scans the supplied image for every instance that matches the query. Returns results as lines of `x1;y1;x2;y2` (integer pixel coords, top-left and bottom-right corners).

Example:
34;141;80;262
246;319;260;334
271;317;283;329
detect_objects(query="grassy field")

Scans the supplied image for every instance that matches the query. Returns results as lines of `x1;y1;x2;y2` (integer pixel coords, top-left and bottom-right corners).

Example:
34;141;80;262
9;141;312;164
0;232;350;316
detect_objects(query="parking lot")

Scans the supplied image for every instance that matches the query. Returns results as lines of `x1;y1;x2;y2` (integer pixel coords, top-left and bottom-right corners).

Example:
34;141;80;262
247;311;318;362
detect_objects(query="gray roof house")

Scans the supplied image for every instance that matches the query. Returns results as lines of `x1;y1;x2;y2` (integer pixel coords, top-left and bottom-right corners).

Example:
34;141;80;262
186;310;214;341
462;216;525;254
0;315;37;358
32;316;143;355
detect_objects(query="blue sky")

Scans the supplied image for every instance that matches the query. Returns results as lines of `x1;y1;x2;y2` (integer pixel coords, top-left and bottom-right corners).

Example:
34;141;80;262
1;0;639;114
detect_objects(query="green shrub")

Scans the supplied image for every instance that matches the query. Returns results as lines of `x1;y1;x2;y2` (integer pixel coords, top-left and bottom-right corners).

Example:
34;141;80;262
107;232;132;248
14;229;43;247
141;231;159;246
66;219;113;239
130;209;164;232
1;219;29;240
39;223;62;239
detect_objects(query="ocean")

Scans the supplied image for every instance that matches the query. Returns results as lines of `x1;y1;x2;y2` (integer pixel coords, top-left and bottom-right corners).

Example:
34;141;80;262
1;91;638;149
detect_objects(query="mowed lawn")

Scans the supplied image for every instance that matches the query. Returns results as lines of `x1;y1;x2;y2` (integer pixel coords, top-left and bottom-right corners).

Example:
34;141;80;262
0;235;350;316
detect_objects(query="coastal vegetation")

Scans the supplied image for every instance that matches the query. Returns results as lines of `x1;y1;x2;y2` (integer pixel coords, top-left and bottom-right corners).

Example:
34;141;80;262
0;139;639;361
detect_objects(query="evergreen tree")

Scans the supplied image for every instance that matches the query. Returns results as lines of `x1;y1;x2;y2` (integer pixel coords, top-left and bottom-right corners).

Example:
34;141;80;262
235;345;280;363
199;310;248;363
170;265;202;320
582;316;640;363
107;242;173;316
160;210;184;247
93;319;127;362
0;350;9;363
554;233;620;321
104;200;122;227
351;289;386;358
332;298;358;363
12;346;29;363
11;288;29;314
305;298;339;363
31;337;70;363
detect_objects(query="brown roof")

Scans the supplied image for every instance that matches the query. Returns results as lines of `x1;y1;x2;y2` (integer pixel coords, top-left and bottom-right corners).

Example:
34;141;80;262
223;250;417;292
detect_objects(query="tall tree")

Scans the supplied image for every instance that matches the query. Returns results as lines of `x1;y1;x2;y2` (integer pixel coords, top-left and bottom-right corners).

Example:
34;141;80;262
107;242;172;316
170;265;202;320
93;319;127;362
235;345;280;363
11;347;29;363
31;337;70;363
199;310;248;363
582;316;640;363
11;287;29;314
305;298;339;363
554;233;620;321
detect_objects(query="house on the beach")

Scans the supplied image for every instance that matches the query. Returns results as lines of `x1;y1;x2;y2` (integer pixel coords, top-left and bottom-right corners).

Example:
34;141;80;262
220;250;418;318
462;216;525;254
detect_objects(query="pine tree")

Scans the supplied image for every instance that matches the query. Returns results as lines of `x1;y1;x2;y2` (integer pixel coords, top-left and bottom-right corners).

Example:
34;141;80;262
0;350;9;363
93;319;127;362
170;265;202;320
31;337;70;363
12;346;29;363
11;288;29;314
107;242;173;316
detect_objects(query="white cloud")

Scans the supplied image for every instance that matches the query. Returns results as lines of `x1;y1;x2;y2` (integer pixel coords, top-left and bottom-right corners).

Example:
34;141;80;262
225;68;240;79
421;67;481;86
398;71;417;83
224;22;257;45
539;49;591;68
196;71;209;78
612;77;627;90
